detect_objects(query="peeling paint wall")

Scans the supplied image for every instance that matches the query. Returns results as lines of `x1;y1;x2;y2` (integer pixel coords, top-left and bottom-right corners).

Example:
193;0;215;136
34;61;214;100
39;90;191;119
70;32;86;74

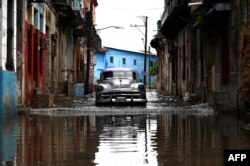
0;0;17;117
0;0;17;70
23;3;48;106
0;71;17;117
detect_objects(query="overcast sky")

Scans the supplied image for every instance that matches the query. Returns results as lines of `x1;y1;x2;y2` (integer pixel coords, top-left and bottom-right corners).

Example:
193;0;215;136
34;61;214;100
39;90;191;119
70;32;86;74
95;0;164;54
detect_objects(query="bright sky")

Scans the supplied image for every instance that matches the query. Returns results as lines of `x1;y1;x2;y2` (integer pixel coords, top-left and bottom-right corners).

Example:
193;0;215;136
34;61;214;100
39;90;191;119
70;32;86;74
95;0;164;54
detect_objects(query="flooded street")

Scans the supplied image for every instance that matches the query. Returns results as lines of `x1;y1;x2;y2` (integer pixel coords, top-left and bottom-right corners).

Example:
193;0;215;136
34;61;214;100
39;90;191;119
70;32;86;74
1;92;250;166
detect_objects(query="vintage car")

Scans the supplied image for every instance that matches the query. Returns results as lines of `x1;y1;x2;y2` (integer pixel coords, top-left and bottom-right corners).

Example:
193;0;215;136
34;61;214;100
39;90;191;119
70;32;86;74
95;68;147;105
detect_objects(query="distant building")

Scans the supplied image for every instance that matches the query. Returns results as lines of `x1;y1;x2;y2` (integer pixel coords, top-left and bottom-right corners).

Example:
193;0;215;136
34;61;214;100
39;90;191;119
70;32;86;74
94;47;157;87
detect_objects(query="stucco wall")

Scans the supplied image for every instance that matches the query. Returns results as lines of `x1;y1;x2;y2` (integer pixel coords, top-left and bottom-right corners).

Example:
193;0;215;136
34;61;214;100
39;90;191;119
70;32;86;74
0;0;17;70
0;71;17;117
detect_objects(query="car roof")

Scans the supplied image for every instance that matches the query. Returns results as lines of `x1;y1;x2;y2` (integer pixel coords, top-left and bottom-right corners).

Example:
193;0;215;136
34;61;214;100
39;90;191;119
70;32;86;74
102;68;137;72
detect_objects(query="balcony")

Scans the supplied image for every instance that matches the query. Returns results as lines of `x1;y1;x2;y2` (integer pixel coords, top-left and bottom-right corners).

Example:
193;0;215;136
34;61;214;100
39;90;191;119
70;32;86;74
72;0;84;18
205;1;231;18
51;0;85;30
191;0;231;27
51;0;76;23
161;0;190;38
29;0;48;2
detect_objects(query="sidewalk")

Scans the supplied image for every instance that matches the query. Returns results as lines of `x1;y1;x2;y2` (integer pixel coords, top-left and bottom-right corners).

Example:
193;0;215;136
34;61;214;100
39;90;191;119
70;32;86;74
17;93;95;114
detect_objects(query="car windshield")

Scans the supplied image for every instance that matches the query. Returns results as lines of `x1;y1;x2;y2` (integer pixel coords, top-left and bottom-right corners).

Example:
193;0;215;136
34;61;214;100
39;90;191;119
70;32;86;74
102;71;137;80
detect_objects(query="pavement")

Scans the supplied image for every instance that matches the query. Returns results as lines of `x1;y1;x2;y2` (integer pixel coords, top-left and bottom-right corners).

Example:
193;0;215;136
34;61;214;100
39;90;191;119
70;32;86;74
17;93;95;114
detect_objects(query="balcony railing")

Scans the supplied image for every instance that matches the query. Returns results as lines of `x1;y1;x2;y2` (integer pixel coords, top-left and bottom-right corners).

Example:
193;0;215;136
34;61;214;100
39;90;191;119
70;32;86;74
160;0;190;38
53;0;72;5
52;0;79;20
161;8;169;26
161;0;188;26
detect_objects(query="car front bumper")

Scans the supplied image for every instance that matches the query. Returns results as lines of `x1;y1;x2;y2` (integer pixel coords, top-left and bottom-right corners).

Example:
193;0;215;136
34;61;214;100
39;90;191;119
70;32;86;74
96;98;147;103
95;91;147;105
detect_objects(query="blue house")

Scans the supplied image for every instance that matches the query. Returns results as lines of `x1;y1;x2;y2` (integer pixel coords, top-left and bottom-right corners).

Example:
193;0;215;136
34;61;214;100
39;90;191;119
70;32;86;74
94;47;157;86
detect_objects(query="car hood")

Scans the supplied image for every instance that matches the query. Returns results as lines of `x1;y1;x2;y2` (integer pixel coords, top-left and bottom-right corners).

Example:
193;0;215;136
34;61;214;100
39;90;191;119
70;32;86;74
99;79;138;90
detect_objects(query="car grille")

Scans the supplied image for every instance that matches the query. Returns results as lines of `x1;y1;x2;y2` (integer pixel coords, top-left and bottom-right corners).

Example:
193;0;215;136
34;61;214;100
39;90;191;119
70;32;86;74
102;91;141;99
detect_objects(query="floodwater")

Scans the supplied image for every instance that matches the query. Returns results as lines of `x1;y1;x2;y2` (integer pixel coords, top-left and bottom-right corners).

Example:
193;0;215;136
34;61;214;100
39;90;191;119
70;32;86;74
1;92;250;166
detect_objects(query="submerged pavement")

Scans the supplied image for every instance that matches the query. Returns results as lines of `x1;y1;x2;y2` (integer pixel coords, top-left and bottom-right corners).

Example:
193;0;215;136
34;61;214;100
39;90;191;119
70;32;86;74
22;91;215;116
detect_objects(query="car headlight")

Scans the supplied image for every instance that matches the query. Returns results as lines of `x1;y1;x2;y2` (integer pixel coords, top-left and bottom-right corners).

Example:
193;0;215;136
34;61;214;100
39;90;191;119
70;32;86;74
138;84;145;91
96;85;104;92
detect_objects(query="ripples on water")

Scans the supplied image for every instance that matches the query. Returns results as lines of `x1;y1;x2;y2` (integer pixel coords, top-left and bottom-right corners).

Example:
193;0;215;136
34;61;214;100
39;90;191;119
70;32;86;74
95;115;158;166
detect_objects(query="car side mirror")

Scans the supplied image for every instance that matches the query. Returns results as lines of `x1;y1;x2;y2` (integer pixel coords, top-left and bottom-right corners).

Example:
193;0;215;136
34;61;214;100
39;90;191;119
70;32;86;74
139;79;142;83
97;79;100;83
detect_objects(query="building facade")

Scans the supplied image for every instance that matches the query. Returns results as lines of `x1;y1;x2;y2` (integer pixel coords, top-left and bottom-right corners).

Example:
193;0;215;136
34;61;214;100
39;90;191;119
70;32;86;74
0;0;101;114
151;0;250;111
14;0;101;108
94;47;157;87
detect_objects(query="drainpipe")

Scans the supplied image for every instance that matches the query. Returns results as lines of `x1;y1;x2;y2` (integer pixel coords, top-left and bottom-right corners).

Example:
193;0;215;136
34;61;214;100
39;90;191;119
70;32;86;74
5;0;14;71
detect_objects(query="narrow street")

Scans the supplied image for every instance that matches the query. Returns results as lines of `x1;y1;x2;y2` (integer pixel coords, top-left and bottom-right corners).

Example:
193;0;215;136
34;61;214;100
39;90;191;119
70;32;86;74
1;91;250;166
1;1;250;165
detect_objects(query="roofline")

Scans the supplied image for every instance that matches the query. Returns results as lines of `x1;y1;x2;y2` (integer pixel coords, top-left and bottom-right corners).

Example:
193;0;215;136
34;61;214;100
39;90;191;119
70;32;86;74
98;46;157;56
102;68;137;72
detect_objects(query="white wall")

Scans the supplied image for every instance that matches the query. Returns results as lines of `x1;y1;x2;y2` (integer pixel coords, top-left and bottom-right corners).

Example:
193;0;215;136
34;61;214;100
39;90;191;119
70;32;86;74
0;0;2;68
0;0;17;71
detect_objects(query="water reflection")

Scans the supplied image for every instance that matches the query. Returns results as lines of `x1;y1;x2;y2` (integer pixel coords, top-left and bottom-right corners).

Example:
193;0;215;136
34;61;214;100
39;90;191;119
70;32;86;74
1;113;250;166
0;116;16;165
95;115;158;166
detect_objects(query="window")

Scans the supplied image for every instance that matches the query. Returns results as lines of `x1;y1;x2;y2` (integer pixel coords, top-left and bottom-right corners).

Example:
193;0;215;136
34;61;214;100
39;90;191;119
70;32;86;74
34;9;39;29
102;71;136;80
134;59;137;65
40;14;44;32
150;61;153;67
122;58;126;64
110;56;114;63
